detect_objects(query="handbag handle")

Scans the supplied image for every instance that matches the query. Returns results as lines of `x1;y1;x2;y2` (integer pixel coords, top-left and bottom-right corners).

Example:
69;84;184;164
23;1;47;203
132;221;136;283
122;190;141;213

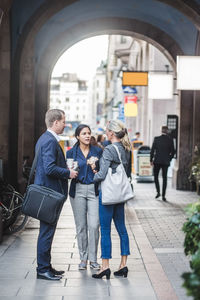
112;144;123;164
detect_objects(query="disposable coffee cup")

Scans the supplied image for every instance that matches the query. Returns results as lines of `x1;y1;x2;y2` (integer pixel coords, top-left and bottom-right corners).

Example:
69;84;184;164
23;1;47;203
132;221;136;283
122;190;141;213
66;158;74;169
73;161;79;172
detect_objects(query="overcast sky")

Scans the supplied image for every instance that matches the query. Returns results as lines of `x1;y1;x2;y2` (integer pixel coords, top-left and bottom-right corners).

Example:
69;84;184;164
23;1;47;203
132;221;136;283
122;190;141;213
52;35;109;80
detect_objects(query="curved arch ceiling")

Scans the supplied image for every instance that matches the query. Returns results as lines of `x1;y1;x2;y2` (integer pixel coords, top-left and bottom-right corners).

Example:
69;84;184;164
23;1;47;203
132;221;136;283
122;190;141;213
35;0;197;57
37;18;183;78
11;0;198;64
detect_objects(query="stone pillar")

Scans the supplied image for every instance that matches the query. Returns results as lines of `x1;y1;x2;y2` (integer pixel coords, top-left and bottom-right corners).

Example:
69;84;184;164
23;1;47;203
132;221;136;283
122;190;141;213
193;31;200;149
193;91;200;148
17;44;35;192
0;11;11;179
173;91;194;190
9;18;36;192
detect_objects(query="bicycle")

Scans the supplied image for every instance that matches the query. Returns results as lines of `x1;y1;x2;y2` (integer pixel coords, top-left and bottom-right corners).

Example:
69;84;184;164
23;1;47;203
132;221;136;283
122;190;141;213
0;179;28;234
23;156;32;181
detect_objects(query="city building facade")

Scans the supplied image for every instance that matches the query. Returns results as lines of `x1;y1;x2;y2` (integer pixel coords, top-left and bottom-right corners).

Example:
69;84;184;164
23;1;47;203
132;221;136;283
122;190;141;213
50;73;90;127
105;35;176;146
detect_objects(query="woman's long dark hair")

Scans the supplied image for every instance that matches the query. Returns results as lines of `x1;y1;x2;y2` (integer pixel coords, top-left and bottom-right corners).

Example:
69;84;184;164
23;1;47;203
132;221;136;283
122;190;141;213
74;124;91;145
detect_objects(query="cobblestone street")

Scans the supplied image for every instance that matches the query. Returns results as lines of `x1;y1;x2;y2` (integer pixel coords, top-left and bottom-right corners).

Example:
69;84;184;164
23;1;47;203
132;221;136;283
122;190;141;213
0;179;198;299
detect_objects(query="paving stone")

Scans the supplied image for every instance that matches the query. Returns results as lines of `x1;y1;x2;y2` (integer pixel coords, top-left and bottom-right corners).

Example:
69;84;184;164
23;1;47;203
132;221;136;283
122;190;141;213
109;286;156;298
0;179;197;299
0;285;19;296
128;179;198;300
2;297;62;300
18;286;109;296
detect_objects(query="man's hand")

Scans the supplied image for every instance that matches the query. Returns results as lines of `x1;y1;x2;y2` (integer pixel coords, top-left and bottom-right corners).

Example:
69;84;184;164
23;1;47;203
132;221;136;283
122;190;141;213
150;161;154;166
69;169;78;179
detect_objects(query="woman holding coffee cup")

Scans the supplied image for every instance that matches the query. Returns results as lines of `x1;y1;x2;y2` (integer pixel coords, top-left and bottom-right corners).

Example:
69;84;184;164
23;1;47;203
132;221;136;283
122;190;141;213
66;124;103;270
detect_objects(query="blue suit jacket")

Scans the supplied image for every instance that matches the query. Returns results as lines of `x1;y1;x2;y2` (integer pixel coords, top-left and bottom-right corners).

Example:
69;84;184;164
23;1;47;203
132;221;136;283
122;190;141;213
34;131;69;197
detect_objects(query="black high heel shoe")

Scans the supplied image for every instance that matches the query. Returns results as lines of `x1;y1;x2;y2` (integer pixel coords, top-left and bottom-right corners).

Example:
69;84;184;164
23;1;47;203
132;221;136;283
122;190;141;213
114;266;128;278
92;268;111;279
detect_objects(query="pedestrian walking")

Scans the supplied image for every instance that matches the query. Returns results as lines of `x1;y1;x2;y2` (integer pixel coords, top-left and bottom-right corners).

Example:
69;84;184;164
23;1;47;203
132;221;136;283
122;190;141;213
35;109;78;281
131;131;140;142
150;126;175;201
97;134;105;148
66;124;103;270
92;120;132;279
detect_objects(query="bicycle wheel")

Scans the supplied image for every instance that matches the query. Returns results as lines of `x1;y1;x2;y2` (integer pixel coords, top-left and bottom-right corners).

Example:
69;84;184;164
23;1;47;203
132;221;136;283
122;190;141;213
1;191;28;234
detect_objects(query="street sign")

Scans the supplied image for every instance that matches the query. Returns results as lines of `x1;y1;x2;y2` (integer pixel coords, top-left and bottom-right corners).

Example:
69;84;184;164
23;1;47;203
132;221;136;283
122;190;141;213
123;71;148;86
122;86;137;94
118;104;125;122
124;95;138;104
124;103;138;116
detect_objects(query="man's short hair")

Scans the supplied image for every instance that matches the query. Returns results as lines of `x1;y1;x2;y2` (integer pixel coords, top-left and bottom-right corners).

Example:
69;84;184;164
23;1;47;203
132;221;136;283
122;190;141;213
161;126;168;134
45;109;65;128
135;132;140;135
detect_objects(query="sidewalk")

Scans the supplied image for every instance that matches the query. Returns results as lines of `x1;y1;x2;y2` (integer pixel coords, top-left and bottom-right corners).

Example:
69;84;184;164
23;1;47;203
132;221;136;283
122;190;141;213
0;180;198;299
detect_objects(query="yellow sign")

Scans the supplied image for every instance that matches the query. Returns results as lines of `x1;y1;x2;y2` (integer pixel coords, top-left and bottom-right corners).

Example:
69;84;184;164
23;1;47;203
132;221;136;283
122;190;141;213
123;71;148;86
124;103;138;116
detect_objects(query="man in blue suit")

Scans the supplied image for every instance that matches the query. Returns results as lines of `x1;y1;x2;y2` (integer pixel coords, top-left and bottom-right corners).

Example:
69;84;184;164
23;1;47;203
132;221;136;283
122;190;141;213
34;109;78;280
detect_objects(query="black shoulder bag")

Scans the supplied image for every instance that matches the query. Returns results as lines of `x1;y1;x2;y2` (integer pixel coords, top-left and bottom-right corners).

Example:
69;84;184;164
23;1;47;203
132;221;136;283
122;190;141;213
22;147;66;225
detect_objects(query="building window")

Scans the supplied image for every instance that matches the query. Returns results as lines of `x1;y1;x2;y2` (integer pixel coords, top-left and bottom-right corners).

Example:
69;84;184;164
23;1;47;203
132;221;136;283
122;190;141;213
65;97;69;102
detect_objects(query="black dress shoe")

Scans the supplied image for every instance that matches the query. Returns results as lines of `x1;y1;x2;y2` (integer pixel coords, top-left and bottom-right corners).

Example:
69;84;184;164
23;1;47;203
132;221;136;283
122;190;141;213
114;266;128;278
162;197;167;202
92;268;111;279
50;267;65;275
155;193;160;199
37;271;62;280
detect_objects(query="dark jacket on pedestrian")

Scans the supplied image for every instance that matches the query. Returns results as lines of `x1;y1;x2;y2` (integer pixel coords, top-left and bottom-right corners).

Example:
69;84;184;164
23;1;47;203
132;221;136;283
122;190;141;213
150;134;175;166
34;131;69;197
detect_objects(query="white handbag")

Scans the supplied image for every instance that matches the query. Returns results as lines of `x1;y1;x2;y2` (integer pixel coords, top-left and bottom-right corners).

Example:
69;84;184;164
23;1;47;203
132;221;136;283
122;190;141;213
101;144;134;205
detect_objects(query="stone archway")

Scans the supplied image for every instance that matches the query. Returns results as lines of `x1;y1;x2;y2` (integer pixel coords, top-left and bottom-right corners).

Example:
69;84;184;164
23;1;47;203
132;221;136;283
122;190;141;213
8;0;200;191
13;18;182;191
34;17;183;139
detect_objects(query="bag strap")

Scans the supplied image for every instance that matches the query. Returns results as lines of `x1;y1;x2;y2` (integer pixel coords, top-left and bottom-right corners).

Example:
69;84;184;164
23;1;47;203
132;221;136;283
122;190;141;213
27;146;40;186
112;144;122;164
113;144;129;176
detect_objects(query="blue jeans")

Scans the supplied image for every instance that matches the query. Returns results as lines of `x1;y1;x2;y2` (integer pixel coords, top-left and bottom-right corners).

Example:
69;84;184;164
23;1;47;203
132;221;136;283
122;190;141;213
99;191;130;259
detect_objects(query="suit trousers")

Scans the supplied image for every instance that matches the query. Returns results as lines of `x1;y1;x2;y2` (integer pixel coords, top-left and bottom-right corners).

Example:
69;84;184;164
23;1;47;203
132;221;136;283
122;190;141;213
99;191;130;259
37;220;57;273
153;163;169;196
70;183;99;262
